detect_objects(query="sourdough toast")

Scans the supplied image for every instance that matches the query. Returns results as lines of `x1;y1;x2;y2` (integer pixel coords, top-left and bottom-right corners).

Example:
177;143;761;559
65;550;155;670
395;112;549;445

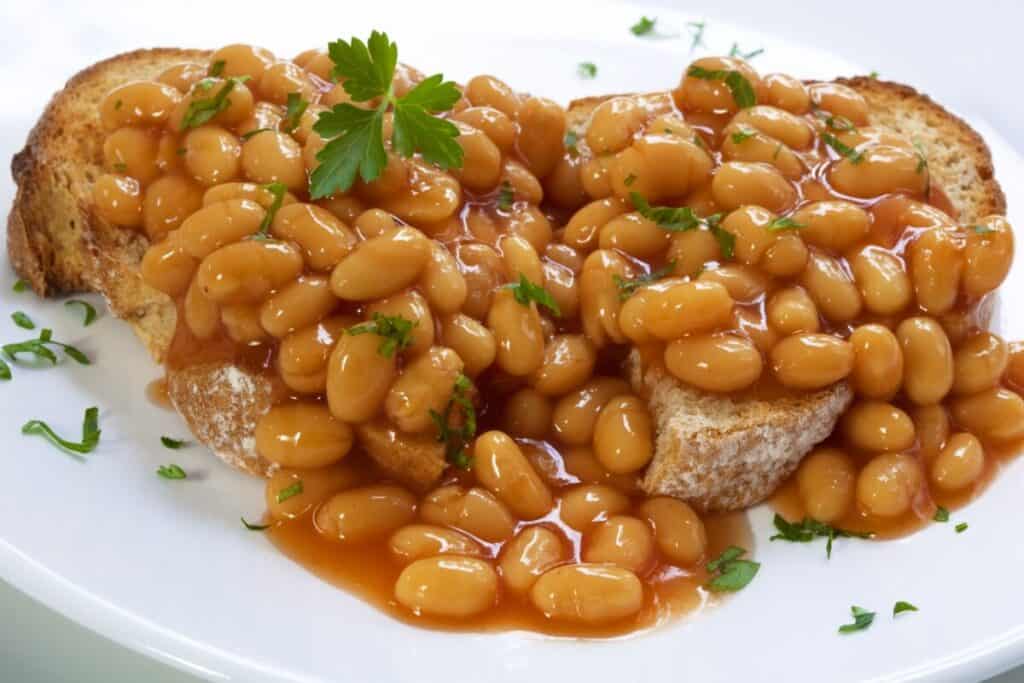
7;51;1007;509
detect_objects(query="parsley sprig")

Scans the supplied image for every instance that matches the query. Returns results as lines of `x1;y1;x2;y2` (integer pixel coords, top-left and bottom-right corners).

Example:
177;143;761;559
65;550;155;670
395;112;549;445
631;16;657;36
706;545;759;592
249;182;288;240
347;313;416;358
630;192;732;259
505;274;561;316
282;92;309;134
22;406;100;457
822;132;864;164
180;76;250;130
310;32;463;198
3;328;90;366
838;606;875;634
613;261;675;300
429;374;476;469
770;514;872;559
686;65;756;109
65;299;97;326
157;464;187;480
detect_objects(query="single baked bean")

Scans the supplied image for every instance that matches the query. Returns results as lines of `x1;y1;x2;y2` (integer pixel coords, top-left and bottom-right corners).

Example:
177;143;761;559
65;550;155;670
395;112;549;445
720;206;775;265
585;96;646;154
386;347;464;433
849;324;904;400
721;124;804;178
255;402;352;469
389;525;482;564
531;564;643;623
220;303;267;343
103;127;161;185
830;145;928;198
203;181;296;209
100;80;182;130
465;74;521;118
771;333;853;389
583;515;654;572
499;526;567;594
140;237;197;296
266;463;363;521
325;330;398;423
931;433;985;491
440;314;496;376
502;204;553;252
609;135;713;201
667;228;721;277
1006;341;1024;391
808;82;869;126
529;334;597;396
451;121;503;192
912;404;950;461
599;212;671;259
517;96;566;179
183;276;219;339
316;484;417;542
93;174;143;227
453;106;516;152
278;316;352;394
732;105;814;148
209;44;275;85
896;317;954;406
420;485;517;542
258;61;314;104
698;264;769;303
637;497;706;566
952;331;1009;395
259;275;336;338
487;287;546;376
856;453;924;517
500;234;544;284
502;388;553;440
177;199;265;258
850;246;913;315
156;62;206;91
474;431;554;519
196;240;302;304
456;242;505;320
564;197;630;252
271;203;356;271
643;280;734;341
394;556;498;618
330;226;431;301
500;159;544;206
791;201;870;253
767;286;819;334
545;153;588;209
665;334;764;392
796;448;856;523
964;215;1014;298
559;484;631;531
800;250;862;322
712;162;796;213
592;396;653;474
675;56;763;115
950;388;1024;442
241;131;305;190
842;401;916;452
542;260;580;320
143;175;204;240
908;227;964;315
552;377;633;446
182;125;241;186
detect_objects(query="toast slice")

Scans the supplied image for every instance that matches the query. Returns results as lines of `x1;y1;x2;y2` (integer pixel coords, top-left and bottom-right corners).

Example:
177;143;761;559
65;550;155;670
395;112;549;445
7;51;1007;508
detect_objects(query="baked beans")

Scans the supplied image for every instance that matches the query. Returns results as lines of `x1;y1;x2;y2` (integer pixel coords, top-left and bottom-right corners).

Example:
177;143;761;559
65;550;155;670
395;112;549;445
499;526;567;594
389;524;483;563
394;557;498;617
315;485;417;542
795;448;856;523
530;564;643;623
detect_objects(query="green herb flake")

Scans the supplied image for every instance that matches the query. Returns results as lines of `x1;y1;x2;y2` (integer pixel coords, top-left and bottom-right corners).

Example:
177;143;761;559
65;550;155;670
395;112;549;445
22;406;101;456
770;514;873;559
709;222;735;260
112;162;128;173
11;311;34;330
971;224;996;235
893;601;918;616
157;464;187;480
868;71;880;79
496;181;515;211
161;436;190;449
282;92;309;134
933;506;950;522
913;139;928;174
347;313;417;358
208;60;225;77
180;76;249;130
686;21;705;51
686;65;756;109
623;173;638;187
311;32;462;198
430;373;477;470
767;217;806;232
564;129;579;157
613;261;675;300
630;192;701;232
276;481;304;504
240;127;273;141
65;299;97;326
822;132;864;164
577;62;597;79
3;328;90;366
505;274;561;317
814;110;857;133
241;517;271;531
630;16;657;36
838;606;876;634
0;358;10;380
955;522;968;533
12;279;29;293
114;99;123;110
730;128;756;145
705;545;759;592
247;182;288;240
728;43;764;60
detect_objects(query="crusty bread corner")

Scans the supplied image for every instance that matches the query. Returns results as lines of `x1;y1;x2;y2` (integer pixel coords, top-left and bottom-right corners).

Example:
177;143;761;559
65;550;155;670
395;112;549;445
7;48;209;363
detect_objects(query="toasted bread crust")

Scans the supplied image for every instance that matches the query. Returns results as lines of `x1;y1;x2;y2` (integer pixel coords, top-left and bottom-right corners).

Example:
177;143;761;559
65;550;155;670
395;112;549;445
6;52;1008;504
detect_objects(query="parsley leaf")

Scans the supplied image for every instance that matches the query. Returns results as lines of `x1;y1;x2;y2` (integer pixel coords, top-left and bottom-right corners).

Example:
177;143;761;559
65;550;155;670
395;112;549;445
913;139;928;174
161;436;190;449
630;192;702;231
180;77;248;130
933;506;950;522
430;373;477;469
240;127;272;141
893;601;918;616
838;606;876;634
686;66;756;109
728;43;764;60
208;60;225;77
730;128;756;144
767;217;806;231
22;406;100;456
686;21;706;51
311;33;462;198
614;262;676;300
0;358;10;381
955;522;969;533
972;224;996;235
157;464;187;480
276;481;304;503
11;311;34;330
706;545;759;592
65;299;97;326
347;313;416;358
624;173;637;187
496;181;515;211
577;62;597;79
822;132;864;164
814;110;857;133
282;92;309;133
249;182;288;240
505;274;561;317
3;328;90;366
12;279;28;293
241;517;271;531
631;16;657;36
769;514;872;559
564;130;579;157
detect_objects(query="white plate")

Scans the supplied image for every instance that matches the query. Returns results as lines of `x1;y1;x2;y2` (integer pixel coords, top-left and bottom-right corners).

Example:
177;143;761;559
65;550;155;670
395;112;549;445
3;2;1024;682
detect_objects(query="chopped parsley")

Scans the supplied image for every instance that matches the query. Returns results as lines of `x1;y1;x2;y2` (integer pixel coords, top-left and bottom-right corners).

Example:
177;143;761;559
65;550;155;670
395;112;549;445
347;313;417;358
65;299;97;326
22;406;100;456
913;139;928;174
623;173;637;187
240;127;272;141
838;606;875;634
971;224;996;235
112;162;128;173
157;464;187;480
161;436;190;449
429;373;477;470
282;92;309;133
893;601;918;616
496;181;515;211
249;182;288;240
728;43;764;60
730;128;756;144
933;506;950;522
868;70;879;79
685;21;706;51
706;545;759;592
686;65;756;109
630;192;730;259
114;99;123;110
180;76;250;130
310;32;463;198
767;217;806;232
822;132;864;164
613;261;676;300
769;514;872;559
814;110;857;133
241;517;271;531
577;62;597;79
564;129;579;157
505;274;561;317
12;279;28;293
11;311;34;330
630;16;657;36
208;60;225;77
955;522;969;533
276;481;304;503
3;328;90;366
0;359;10;381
